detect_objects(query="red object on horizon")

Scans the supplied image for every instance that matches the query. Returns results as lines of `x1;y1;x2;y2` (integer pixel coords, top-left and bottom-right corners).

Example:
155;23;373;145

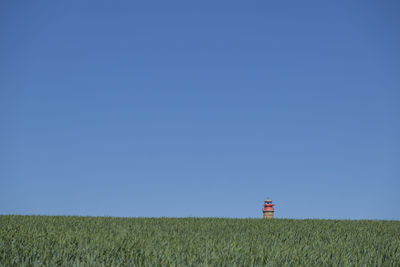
262;198;275;219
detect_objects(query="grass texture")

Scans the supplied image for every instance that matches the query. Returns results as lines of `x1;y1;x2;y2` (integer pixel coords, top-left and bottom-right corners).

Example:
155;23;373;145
1;215;399;266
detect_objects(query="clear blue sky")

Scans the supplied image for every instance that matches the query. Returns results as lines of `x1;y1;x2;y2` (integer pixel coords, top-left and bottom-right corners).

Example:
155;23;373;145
1;1;399;220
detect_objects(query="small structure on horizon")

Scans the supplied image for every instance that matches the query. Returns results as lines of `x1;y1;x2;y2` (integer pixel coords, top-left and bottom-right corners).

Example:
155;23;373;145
262;198;275;219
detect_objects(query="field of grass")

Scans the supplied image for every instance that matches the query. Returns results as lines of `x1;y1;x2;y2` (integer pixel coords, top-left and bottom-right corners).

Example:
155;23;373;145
1;215;399;266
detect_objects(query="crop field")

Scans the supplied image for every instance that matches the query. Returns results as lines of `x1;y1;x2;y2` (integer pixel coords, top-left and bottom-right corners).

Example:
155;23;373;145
1;215;399;266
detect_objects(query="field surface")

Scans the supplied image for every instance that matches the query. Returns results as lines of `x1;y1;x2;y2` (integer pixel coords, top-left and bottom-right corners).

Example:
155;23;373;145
1;215;399;266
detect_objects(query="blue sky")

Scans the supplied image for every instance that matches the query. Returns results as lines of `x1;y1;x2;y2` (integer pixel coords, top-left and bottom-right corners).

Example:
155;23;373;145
1;1;399;220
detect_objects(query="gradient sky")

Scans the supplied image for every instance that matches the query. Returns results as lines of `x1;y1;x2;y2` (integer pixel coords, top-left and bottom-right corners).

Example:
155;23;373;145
1;1;399;220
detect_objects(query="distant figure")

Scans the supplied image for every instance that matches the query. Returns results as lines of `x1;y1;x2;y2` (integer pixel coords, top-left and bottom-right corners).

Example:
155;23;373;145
262;198;275;219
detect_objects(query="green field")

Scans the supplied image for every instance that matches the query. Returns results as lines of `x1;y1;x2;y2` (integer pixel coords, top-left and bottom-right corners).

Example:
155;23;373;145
1;215;399;266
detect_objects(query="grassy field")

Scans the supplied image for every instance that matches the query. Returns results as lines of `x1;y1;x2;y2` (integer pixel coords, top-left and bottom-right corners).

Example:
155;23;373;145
1;215;399;266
